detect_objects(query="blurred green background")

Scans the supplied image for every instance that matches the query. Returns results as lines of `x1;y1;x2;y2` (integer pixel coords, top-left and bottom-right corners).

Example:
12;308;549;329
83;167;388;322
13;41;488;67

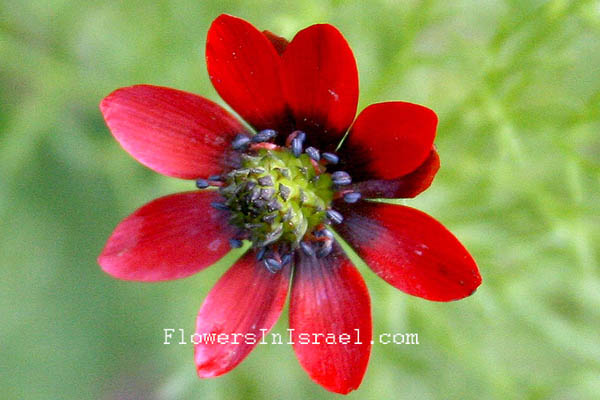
1;0;599;398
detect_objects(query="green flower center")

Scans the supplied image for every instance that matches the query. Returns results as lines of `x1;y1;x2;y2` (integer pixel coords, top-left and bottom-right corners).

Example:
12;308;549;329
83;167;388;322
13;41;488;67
221;148;333;248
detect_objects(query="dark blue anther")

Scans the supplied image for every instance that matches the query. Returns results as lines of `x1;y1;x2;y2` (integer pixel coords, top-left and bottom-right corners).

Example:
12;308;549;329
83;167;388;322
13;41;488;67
317;240;333;258
291;137;303;157
305;146;320;161
256;247;267;261
300;241;315;257
208;175;223;182
211;202;229;211
315;228;334;239
252;129;278;143
257;175;274;187
343;192;361;203
195;179;209;189
231;134;251;150
282;253;292;265
326;209;344;224
331;171;352;186
264;258;282;273
229;238;243;248
322;152;339;164
279;184;291;201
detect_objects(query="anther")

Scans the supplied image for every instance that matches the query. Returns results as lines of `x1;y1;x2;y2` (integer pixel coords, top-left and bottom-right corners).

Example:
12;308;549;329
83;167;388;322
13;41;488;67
252;129;278;143
211;202;230;211
229;238;243;248
195;179;209;189
314;228;334;240
231;134;251;150
291;137;303;157
343;192;361;203
300;241;315;257
262;213;277;223
322;152;339;164
264;258;282;273
282;253;292;265
317;240;333;258
326;209;344;224
208;174;223;182
331;171;352;186
257;175;274;187
256;247;267;261
305;146;320;161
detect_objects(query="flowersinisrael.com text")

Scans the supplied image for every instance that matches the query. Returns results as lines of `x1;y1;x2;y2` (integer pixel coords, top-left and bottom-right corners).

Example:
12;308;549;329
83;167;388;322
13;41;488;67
163;328;419;346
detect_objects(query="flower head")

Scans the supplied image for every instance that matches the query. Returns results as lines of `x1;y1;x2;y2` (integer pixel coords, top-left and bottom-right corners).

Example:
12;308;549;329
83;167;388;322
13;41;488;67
99;14;481;394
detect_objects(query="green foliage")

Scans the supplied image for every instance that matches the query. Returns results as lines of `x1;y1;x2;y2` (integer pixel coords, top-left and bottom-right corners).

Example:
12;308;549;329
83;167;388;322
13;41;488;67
1;0;598;398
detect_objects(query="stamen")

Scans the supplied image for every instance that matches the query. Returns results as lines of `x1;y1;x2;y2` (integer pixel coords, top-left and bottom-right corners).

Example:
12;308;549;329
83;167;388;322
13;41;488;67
208;175;223;182
252;129;278;143
264;258;282;273
331;171;352;186
326;209;344;224
282;253;292;265
229;238;243;248
322;152;339;164
291;137;303;157
314;228;334;240
343;192;361;203
317;240;333;258
211;202;230;211
300;241;315;257
231;134;251;150
305;146;320;161
195;179;209;189
256;246;267;261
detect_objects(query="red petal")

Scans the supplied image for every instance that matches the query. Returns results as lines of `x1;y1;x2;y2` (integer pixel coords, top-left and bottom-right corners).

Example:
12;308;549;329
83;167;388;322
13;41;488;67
290;242;371;394
206;14;289;132
195;252;291;377
263;30;289;55
282;24;359;150
339;102;438;181
100;85;245;179
98;191;234;281
351;148;440;199
336;202;481;301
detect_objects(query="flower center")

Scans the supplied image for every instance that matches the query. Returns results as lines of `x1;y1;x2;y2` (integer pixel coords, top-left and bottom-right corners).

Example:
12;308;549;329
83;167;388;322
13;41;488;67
221;148;333;247
196;129;361;273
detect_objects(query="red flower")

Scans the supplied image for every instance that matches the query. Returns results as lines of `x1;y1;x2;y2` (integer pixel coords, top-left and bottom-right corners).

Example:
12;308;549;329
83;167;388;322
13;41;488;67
98;14;481;394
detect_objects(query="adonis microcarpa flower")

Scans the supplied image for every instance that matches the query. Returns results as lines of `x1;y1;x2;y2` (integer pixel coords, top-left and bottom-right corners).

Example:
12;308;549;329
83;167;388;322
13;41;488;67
98;14;481;394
